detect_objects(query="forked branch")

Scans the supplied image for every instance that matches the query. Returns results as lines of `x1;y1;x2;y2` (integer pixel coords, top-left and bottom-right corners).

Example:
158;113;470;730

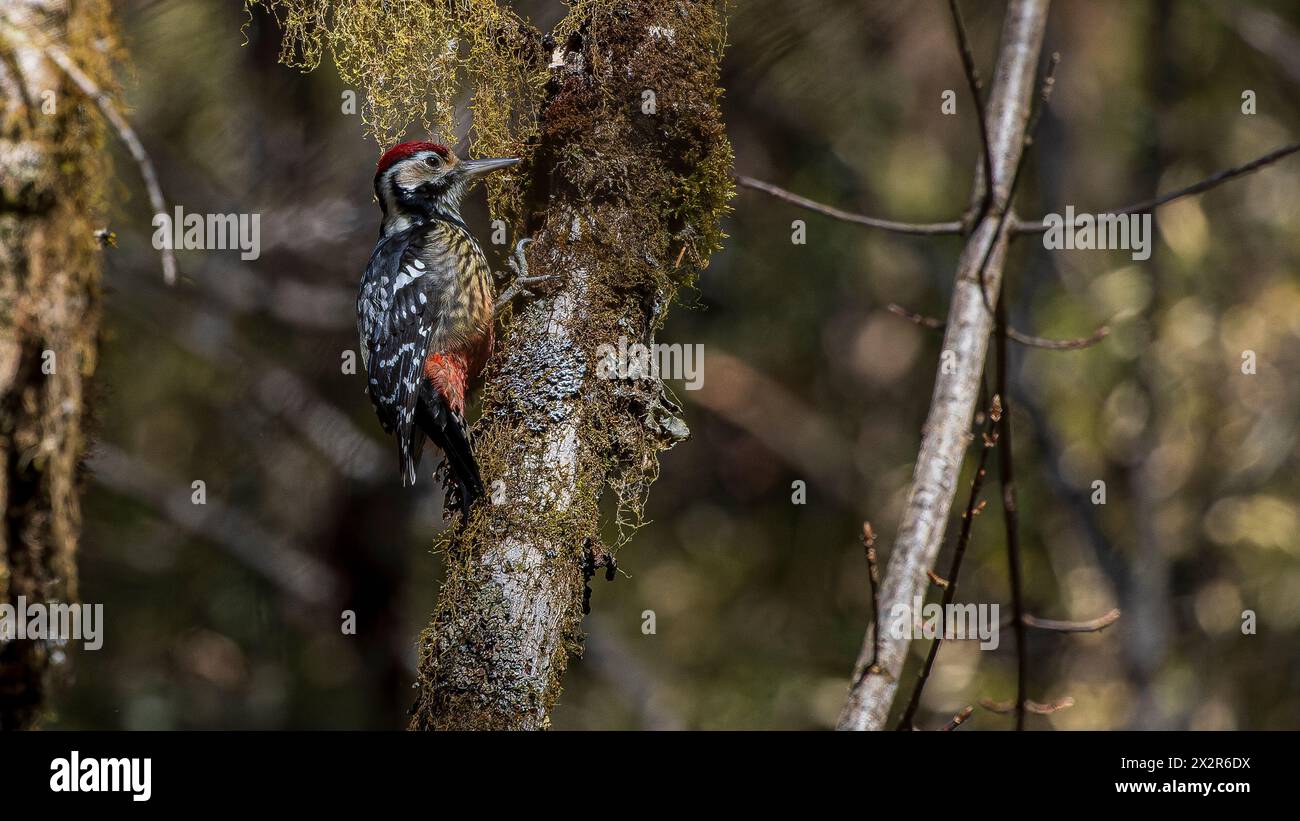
838;0;1052;732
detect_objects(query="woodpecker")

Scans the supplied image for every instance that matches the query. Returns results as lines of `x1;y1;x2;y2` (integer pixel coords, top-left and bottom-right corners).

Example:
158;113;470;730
357;141;518;514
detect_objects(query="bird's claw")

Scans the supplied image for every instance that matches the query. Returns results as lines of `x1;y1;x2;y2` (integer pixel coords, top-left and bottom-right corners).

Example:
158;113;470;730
508;237;534;279
495;238;554;317
494;274;558;317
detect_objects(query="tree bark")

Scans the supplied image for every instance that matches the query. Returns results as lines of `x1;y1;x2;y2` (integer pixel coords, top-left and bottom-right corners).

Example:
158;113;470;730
0;0;109;729
838;0;1050;731
409;1;732;730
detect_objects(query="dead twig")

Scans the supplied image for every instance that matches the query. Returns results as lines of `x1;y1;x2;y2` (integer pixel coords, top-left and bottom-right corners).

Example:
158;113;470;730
838;0;1051;732
940;705;975;730
995;281;1027;731
1015;607;1121;633
1005;324;1109;350
1013;139;1300;234
973;51;1060;314
887;302;1109;350
979;696;1074;715
855;522;884;684
896;394;1001;731
948;0;996;226
985;51;1062;733
734;175;964;236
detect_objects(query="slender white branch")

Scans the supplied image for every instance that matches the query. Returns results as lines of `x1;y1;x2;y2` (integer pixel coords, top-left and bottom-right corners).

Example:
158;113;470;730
837;0;1052;731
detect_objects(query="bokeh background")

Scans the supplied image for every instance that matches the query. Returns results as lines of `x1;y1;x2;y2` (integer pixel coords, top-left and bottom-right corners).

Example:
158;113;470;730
48;0;1300;729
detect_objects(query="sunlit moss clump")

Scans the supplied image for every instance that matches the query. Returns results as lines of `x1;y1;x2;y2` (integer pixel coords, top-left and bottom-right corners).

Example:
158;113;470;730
243;0;543;211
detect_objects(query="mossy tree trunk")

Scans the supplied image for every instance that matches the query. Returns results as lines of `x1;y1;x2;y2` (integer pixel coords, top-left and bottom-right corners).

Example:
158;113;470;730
409;0;732;730
0;0;108;730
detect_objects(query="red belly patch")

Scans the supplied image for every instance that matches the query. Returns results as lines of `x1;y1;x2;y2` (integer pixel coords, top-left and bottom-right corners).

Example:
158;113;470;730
424;351;469;415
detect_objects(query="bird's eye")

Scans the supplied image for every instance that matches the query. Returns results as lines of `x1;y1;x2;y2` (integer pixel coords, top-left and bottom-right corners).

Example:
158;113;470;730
426;156;441;169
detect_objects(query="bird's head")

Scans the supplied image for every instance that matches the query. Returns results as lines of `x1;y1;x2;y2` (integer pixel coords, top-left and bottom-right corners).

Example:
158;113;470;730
373;141;519;231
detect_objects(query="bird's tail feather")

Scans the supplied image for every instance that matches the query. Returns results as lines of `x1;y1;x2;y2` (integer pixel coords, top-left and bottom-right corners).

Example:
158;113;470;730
399;425;425;487
416;396;484;515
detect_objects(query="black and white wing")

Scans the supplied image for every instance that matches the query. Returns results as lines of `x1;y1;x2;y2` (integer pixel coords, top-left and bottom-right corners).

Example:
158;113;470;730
356;225;455;485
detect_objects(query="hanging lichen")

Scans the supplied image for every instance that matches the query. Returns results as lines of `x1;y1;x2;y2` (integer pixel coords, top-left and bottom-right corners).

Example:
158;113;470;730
242;0;545;216
244;1;733;556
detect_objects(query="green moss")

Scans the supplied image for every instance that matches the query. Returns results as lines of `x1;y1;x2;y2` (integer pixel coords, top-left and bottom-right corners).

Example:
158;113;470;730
243;0;545;216
250;0;734;729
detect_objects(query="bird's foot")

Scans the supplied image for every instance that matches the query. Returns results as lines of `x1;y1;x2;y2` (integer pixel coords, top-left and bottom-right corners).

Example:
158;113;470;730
507;237;533;278
495;238;559;316
494;274;558;316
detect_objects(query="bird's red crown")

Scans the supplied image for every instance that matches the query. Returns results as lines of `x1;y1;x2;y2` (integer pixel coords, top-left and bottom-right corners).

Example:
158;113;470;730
376;141;450;176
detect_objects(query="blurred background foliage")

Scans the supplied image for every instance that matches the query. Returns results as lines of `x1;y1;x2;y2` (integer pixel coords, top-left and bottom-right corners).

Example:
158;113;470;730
48;0;1300;729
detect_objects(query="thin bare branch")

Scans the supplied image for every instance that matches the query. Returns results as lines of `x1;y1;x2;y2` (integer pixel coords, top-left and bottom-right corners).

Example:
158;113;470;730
974;51;1060;313
985;47;1063;718
734;174;964;236
979;53;1062;731
979;696;1075;715
1006;323;1108;350
1013;139;1300;234
887;302;1108;350
855;523;883;684
948;0;996;219
995;291;1027;731
886;303;947;329
1021;608;1121;633
940;705;975;730
896;394;1000;731
838;0;1052;732
0;12;178;284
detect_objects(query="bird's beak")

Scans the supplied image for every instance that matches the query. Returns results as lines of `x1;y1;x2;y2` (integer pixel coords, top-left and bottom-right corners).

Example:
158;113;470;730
459;157;521;178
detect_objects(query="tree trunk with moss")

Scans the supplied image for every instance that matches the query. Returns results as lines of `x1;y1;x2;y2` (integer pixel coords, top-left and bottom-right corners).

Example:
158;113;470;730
0;0;109;730
409;1;732;730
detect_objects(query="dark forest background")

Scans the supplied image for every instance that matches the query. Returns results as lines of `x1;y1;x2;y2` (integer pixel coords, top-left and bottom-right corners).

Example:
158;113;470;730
48;0;1300;729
